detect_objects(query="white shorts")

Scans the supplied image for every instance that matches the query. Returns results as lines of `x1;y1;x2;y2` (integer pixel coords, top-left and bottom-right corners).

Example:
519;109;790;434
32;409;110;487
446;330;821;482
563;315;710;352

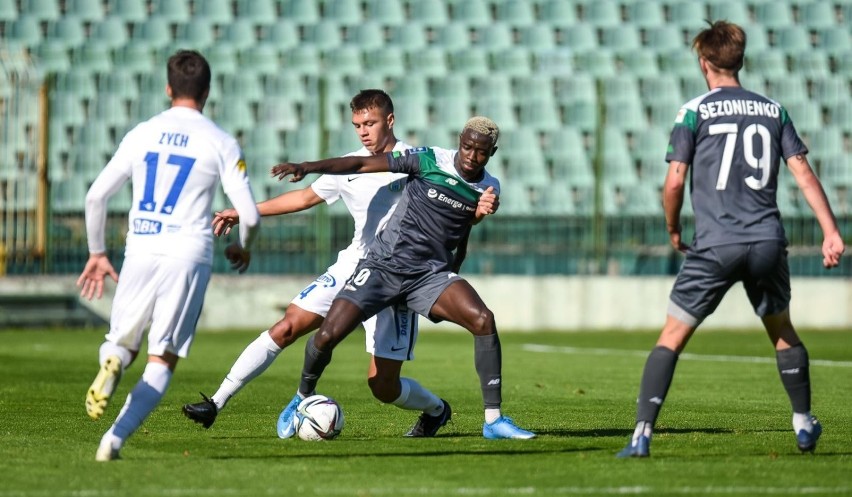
106;254;211;358
291;257;419;361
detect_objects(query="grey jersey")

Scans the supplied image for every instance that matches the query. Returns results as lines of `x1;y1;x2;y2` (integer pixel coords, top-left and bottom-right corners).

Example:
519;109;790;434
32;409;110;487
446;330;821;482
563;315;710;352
666;86;808;250
367;146;500;273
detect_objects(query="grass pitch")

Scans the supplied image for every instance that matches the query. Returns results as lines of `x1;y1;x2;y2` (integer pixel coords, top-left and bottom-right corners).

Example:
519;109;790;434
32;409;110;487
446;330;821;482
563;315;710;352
1;328;850;497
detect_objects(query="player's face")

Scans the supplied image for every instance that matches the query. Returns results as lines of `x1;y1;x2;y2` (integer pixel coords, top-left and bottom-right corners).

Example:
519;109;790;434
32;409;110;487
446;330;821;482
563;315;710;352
456;129;496;181
351;107;395;155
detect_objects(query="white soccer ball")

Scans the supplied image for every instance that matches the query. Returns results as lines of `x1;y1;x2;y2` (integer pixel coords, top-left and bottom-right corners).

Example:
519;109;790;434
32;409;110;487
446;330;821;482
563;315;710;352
294;394;344;441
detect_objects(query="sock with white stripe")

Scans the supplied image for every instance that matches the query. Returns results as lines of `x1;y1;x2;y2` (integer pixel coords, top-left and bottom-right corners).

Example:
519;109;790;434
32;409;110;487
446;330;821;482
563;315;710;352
211;330;282;411
635;346;679;436
391;377;443;416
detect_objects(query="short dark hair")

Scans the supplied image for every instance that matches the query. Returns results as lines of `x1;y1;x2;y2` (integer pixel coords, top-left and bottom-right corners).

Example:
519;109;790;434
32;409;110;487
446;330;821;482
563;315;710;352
692;20;746;72
350;89;394;116
167;50;211;101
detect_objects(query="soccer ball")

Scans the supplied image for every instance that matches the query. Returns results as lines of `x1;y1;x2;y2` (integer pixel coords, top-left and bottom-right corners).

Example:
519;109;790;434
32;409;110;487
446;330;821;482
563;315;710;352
294;394;344;441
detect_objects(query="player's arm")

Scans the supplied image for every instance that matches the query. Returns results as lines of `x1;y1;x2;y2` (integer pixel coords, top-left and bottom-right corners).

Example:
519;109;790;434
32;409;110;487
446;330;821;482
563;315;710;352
786;153;845;268
77;164;127;299
213;186;324;236
663;160;689;253
271;154;390;182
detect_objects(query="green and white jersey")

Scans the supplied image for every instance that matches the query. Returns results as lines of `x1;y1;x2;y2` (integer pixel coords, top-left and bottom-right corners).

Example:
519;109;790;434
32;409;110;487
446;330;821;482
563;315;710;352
666;86;808;249
370;146;500;273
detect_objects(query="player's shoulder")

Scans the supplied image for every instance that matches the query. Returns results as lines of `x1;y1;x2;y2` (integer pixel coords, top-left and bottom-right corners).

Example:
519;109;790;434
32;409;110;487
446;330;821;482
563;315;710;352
680;88;720;112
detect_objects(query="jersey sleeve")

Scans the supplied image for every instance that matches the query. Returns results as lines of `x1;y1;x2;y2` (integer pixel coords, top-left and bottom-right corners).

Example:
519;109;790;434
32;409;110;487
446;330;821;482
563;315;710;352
779;107;809;160
665;106;697;164
84;133;136;253
218;139;260;250
309;174;342;204
387;147;427;175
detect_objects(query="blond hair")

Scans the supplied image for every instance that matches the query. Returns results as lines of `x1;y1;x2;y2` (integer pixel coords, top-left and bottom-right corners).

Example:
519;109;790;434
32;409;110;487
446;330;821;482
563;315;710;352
463;116;499;146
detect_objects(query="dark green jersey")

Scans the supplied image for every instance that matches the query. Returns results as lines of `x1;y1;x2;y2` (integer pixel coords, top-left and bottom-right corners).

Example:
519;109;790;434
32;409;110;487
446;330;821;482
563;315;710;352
666;86;808;249
368;146;500;273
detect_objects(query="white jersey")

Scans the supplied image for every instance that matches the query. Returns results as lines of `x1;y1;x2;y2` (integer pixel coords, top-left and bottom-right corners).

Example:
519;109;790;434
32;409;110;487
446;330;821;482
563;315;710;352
85;106;259;265
309;141;412;265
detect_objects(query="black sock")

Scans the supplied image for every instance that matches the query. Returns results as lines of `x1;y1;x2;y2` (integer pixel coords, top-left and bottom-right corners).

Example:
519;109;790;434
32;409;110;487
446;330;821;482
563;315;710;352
474;333;502;410
636;346;679;425
776;344;810;413
299;335;333;396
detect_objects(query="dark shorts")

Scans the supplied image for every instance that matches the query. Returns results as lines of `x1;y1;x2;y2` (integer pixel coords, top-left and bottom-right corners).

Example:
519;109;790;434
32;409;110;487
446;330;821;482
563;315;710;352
670;240;791;325
335;258;463;323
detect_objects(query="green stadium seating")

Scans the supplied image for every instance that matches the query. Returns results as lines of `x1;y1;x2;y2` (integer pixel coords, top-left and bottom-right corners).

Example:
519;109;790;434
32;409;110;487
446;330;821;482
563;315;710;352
280;0;319;24
811;76;850;107
538;0;576;28
6;15;42;48
473;97;517;131
602;74;641;104
491;46;533;77
257;95;299;132
800;1;837;29
45;16;86;49
820;154;852;187
392;95;430;130
827;100;852;133
325;0;364;25
51;175;88;212
582;0;621;28
431;74;470;102
130;17;173;50
745;49;788;78
234;0;276;26
197;0;234;24
221;72;264;104
20;0;60;22
446;47;488;76
533;48;573;76
66;0;105;23
152;0;190;23
562;100;598;134
640;76;682;106
406;47;448;77
175;19;216;50
409;0;449;27
109;0;148;23
817;26;851;56
627;2;664;28
91;93;131;129
518;98;562;132
348;21;385;50
754;2;792;29
437;22;473;49
131;91;169;121
362;46;405;77
774;25;812;53
600;25;642;54
765;75;808;106
91;18;130;50
304;19;344;49
805;126;843;165
388;23;427;50
789;50;831;78
495;0;536;28
600;127;638;186
54;68;97;100
0;0;16;22
622;182;662;216
413;125;457;149
48;91;86;127
619;48;661;78
785;100;823;135
283;127;321;162
219;19;257;51
574;50;617;77
668;1;707;30
321;46;363;77
449;0;490;27
33;40;71;74
365;0;406;26
99;69;140;102
708;1;750;26
559;24;598;53
113;43;156;75
605;100;647;132
476;24;513;51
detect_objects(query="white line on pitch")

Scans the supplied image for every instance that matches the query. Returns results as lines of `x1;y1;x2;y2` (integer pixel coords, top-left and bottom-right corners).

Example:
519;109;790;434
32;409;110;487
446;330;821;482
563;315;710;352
522;344;852;368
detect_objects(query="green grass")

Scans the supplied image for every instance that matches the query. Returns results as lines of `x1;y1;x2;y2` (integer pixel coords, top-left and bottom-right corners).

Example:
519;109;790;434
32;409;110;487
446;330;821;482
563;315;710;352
1;328;851;497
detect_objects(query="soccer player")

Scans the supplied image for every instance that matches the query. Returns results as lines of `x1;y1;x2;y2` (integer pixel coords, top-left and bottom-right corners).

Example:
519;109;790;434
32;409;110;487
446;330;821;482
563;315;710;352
271;116;536;440
182;89;454;438
616;21;845;458
77;50;261;461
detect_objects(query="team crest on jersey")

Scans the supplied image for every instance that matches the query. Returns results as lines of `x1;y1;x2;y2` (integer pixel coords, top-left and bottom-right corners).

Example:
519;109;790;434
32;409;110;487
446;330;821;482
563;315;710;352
674;108;687;124
405;147;428;155
236;158;247;176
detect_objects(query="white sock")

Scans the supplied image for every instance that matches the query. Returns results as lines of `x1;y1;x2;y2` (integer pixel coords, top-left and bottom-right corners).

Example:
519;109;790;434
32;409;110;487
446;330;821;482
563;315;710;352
391;378;443;416
485;408;501;424
110;362;172;443
632;421;653;444
211;331;282;411
99;341;133;370
792;412;814;434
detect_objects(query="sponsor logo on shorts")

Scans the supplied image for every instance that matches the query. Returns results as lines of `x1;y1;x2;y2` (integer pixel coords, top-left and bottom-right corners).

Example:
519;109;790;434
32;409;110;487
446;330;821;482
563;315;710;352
132;218;162;235
390;345;407;352
388;178;405;192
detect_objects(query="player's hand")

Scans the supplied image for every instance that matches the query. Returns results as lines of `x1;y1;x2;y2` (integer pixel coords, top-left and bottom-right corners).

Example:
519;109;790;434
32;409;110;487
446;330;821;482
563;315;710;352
224;242;251;274
822;231;845;268
212;208;239;236
271;162;307;182
475;186;498;220
668;227;688;253
76;253;118;300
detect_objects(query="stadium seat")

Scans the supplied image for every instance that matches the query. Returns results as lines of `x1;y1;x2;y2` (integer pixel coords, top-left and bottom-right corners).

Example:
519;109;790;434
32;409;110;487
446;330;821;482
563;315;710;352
618;48;660;78
446;47;489;77
546;129;595;186
680;77;709;99
511;75;553;104
0;0;16;22
765;75;808;106
573;50;617;77
387;23;427;51
33;40;71;74
6;15;42;48
708;1;750;26
601;75;641;104
745;49;788;78
582;0;621;28
215;100;255;135
826;100;852;134
785;101;823;136
175;19;216;50
668;1;707;31
65;0;105;23
322;46;363;77
436;22;473;49
280;0;319;24
495;0;536;28
811;76;850;107
413;125;457;149
20;0;60;22
283;128;321;162
431;97;472;130
774;26;812;53
431;74;471;103
559;24;598;53
44;16;87;49
365;0;406;26
109;0;148;23
363;47;405;78
600;128;638;186
805;126;844;165
491;47;532;77
70;42;113;73
605;100;647;133
658;49;700;78
90;18;130;50
48;91;87;127
472;97;517;132
347;21;386;50
554;74;596;105
392;95;430;130
282;45;322;76
130;17;173;50
51;175;88;213
600;25;641;54
820;155;852;187
131;91;169;121
626;2;664;28
196;0;233;24
99;69;141;102
518;99;562;132
817;27;851;56
408;0;449;27
562;100;598;134
405;47;448;77
640;76;682;105
258;96;299;132
151;0;190;23
218;19;257;51
498;182;534;215
91;93;131;129
799;1;837;30
754;2;792;29
644;25;687;52
532;48;574;76
476;23;513;51
325;0;363;25
220;72;264;104
537;0;576;27
388;74;429;102
260;19;299;51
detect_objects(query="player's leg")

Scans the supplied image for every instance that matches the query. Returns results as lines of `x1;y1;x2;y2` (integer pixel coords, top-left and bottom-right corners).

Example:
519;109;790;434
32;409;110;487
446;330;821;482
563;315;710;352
619;245;739;457
365;304;449;437
428;278;534;439
96;258;209;461
184;265;348;431
86;255;152;421
746;240;820;452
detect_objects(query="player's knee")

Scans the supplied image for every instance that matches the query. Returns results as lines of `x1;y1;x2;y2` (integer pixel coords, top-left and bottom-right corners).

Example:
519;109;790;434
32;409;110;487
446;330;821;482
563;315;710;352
269;319;301;348
367;375;397;404
468;307;496;336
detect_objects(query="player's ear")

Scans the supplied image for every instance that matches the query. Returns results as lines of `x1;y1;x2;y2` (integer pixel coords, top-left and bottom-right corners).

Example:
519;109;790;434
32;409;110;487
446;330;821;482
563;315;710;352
166;84;173;99
386;112;395;129
490;146;498;157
